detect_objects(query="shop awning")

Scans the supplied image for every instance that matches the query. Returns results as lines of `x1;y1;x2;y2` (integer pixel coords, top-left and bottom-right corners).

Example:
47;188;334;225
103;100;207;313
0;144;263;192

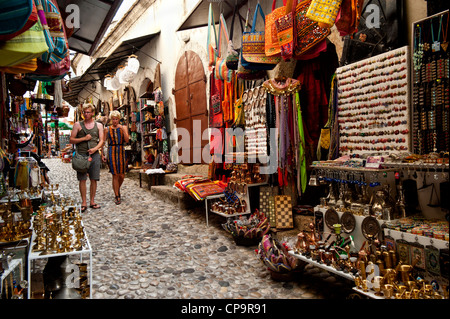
56;0;124;56
177;0;248;31
63;32;160;106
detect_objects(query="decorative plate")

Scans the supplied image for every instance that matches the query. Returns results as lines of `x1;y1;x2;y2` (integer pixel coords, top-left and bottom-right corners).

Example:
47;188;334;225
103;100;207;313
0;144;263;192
341;211;356;233
361;216;381;240
324;208;340;230
242;91;248;103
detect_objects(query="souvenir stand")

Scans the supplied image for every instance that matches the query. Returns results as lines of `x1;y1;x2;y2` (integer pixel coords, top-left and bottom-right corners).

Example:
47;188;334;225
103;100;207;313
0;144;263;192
287;43;449;299
0;0;94;299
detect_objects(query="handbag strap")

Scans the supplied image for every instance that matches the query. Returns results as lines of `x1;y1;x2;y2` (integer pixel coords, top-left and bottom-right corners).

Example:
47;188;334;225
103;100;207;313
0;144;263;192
251;3;265;32
229;4;244;42
207;3;218;57
218;13;230;55
78;121;93;151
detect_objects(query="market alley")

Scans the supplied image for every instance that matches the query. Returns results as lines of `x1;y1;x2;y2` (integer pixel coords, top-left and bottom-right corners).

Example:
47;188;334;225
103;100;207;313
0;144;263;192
43;158;355;300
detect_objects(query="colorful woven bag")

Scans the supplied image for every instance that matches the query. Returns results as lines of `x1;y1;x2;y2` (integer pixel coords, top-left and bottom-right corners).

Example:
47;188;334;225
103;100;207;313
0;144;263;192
0;59;38;74
305;0;343;28
214;14;232;82
35;0;69;64
241;3;281;70
275;0;298;61
293;1;331;58
0;19;48;67
265;0;287;57
0;0;37;41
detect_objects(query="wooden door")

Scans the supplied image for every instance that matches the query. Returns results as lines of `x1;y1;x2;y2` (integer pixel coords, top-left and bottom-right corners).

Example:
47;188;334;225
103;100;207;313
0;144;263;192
173;50;208;164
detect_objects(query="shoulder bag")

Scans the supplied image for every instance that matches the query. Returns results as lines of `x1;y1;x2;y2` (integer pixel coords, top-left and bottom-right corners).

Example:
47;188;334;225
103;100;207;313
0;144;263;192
265;0;287;57
0;0;37;41
71;123;92;173
0;19;48;67
241;3;281;70
305;0;343;28
293;0;331;59
214;13;233;82
35;0;69;64
275;0;297;61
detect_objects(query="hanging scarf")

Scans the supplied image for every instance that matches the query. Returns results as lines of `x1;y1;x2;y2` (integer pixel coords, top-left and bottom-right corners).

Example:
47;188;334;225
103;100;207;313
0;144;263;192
295;92;307;194
263;78;303;190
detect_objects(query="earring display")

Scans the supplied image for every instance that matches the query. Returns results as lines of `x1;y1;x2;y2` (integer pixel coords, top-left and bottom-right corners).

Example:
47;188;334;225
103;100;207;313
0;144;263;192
336;46;411;156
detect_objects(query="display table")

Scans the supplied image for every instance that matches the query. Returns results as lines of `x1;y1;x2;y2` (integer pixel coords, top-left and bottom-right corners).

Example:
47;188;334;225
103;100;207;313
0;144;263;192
27;206;93;299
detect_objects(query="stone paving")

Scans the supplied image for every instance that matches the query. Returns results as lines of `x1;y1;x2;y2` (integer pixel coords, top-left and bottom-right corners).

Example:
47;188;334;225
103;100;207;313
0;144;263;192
43;158;355;300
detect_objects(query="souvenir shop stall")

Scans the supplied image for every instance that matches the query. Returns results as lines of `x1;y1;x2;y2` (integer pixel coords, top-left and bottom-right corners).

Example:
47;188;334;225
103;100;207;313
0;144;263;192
179;0;450;299
1;0;92;299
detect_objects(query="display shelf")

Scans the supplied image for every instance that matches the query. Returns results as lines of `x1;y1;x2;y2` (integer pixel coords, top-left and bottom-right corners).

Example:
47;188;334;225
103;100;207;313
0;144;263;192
311;164;397;172
316;205;384;252
383;228;449;250
288;250;355;281
27;206;93;299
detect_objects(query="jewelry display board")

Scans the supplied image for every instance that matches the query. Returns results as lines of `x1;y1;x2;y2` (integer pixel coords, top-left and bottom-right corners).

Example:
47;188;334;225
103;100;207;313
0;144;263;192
336;46;410;156
412;10;449;155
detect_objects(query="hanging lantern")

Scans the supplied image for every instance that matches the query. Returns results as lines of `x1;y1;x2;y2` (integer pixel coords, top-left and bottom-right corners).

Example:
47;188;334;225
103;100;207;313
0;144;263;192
103;74;112;89
120;64;137;83
110;74;121;90
119;65;134;84
127;54;140;74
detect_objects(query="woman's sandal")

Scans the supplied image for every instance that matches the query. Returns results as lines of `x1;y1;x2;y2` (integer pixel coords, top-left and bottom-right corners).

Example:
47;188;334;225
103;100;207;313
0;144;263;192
115;196;121;205
81;206;87;213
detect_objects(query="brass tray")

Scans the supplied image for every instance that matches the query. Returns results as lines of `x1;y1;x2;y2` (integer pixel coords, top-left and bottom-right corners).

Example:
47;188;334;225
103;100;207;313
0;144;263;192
341;211;356;233
324;208;339;230
361;215;381;240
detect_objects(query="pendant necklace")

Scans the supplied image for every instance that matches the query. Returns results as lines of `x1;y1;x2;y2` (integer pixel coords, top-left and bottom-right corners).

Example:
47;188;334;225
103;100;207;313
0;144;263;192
431;15;443;53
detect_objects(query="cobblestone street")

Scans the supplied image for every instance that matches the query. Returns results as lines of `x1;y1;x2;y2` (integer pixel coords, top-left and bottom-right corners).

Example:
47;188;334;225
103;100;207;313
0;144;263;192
43;158;355;300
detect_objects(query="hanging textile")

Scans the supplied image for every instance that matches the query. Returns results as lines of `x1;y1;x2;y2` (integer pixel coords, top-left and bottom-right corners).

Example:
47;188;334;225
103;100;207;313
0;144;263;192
262;78;306;195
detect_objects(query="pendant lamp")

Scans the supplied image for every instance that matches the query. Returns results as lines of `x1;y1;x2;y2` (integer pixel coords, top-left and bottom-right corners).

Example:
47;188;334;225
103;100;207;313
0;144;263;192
127;55;140;74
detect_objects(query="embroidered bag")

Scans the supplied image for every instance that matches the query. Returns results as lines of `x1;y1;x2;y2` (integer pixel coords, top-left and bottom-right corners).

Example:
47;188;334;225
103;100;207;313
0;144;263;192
305;0;344;28
275;0;297;61
209;69;223;128
265;0;287;57
293;1;331;58
241;3;281;70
